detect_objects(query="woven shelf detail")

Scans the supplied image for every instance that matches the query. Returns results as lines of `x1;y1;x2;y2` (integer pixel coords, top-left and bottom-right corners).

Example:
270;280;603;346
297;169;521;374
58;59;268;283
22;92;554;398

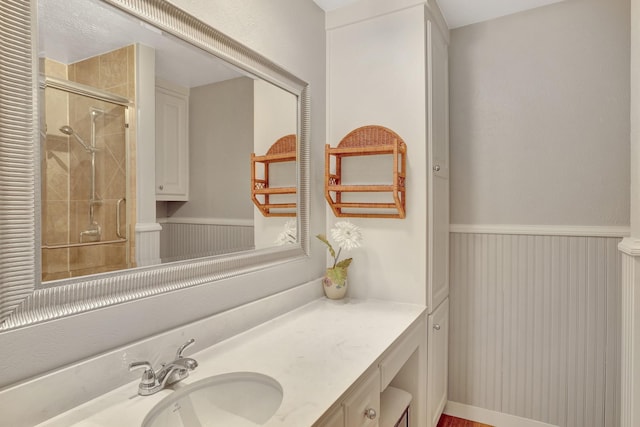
251;134;297;217
325;125;407;219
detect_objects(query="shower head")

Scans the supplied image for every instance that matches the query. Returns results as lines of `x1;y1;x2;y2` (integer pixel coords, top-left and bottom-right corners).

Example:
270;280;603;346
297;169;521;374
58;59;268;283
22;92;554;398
58;125;96;153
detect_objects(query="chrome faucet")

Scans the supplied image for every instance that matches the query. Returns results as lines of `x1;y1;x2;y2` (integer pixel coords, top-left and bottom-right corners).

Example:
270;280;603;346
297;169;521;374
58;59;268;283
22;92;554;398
129;338;199;396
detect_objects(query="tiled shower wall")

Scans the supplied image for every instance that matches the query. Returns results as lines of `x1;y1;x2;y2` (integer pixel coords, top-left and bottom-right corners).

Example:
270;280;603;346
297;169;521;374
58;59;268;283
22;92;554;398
41;45;136;281
448;232;621;427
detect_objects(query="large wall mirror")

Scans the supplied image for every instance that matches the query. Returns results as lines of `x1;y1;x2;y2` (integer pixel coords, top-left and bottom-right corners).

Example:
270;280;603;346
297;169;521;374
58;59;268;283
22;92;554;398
0;0;309;330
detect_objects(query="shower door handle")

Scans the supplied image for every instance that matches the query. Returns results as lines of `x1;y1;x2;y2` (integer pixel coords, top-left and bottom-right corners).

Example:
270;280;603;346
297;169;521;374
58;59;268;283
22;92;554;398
116;198;126;239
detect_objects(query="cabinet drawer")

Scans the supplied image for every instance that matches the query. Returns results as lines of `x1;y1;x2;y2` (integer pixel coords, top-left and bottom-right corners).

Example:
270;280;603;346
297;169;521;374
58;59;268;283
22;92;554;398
344;370;381;427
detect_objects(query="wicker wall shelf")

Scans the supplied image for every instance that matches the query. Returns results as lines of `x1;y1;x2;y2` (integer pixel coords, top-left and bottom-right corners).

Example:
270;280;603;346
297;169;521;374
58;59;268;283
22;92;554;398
251;134;297;217
325;125;407;218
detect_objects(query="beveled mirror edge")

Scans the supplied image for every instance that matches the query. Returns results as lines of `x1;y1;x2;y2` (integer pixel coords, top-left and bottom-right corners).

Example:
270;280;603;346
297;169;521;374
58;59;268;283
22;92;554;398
0;0;310;330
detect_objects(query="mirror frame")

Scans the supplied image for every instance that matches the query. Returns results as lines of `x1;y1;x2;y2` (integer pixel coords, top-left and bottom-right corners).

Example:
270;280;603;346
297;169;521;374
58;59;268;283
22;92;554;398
0;0;310;330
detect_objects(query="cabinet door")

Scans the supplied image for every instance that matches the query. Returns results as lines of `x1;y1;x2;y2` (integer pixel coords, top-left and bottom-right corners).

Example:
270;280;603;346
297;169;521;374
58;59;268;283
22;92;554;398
155;84;189;201
427;298;449;427
427;15;450;314
316;406;344;427
344;370;381;427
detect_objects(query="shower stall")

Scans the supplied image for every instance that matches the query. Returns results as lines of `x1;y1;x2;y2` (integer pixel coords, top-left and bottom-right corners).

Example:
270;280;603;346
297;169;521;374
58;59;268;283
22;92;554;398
41;78;133;281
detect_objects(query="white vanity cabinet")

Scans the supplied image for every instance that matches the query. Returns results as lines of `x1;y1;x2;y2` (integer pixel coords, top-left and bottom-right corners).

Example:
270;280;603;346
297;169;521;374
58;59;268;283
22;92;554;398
155;79;189;201
315;370;382;427
319;406;345;427
24;299;426;427
316;315;426;427
344;370;381;427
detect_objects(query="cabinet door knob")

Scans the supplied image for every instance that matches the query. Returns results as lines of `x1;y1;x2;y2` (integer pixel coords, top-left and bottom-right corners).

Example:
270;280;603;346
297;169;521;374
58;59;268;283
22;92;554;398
159;185;164;190
364;408;377;420
433;164;441;172
433;323;441;331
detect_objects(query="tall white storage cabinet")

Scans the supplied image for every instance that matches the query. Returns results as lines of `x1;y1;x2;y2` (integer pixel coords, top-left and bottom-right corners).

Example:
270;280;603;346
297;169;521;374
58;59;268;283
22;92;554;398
327;2;450;426
425;6;450;427
155;79;190;201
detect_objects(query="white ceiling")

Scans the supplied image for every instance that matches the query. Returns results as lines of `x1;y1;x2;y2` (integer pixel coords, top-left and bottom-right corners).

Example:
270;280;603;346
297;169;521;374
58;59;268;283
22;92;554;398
41;0;568;86
39;0;243;88
313;0;565;29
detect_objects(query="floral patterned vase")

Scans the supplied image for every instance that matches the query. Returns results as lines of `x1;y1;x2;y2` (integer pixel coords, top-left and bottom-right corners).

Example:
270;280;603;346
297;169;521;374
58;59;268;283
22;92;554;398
323;271;348;300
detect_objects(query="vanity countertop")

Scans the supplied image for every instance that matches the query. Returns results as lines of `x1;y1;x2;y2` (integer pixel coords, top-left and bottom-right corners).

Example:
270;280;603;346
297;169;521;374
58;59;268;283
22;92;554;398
35;298;426;427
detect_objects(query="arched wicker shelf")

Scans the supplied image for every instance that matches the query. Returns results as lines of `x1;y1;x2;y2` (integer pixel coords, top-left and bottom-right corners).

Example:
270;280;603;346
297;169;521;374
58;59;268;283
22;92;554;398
251;134;297;217
325;125;406;218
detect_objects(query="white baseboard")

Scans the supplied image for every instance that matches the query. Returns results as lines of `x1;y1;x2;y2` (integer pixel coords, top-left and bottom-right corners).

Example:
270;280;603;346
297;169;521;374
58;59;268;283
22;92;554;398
444;401;559;427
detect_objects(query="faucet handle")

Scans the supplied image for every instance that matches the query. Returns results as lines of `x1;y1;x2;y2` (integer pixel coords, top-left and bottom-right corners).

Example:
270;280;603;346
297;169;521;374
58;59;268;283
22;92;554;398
175;338;195;359
129;361;157;390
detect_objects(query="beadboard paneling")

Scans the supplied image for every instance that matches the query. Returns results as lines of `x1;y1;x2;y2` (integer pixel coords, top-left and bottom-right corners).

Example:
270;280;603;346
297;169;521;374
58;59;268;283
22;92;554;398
449;233;621;427
159;222;254;262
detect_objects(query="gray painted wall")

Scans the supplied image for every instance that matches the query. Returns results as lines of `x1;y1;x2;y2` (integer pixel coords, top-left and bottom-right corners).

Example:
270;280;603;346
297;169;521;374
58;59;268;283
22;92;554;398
449;0;630;226
171;77;254;220
447;1;629;426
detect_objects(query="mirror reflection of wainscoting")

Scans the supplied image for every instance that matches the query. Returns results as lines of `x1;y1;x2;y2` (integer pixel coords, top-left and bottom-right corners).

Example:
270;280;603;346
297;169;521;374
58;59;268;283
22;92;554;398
158;219;254;263
40;51;134;281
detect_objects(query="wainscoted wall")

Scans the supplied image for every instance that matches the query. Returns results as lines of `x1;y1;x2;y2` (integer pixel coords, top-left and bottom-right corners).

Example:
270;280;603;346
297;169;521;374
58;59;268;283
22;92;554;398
159;219;254;262
449;229;622;427
620;251;634;427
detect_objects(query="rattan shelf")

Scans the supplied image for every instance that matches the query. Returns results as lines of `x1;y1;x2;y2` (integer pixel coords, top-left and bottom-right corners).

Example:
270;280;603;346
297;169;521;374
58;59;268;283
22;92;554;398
251;134;296;217
325;125;407;219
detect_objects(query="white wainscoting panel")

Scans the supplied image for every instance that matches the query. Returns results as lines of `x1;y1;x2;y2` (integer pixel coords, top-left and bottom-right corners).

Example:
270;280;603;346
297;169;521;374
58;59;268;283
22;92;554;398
620;251;634;427
159;221;254;262
619;243;640;427
449;232;621;427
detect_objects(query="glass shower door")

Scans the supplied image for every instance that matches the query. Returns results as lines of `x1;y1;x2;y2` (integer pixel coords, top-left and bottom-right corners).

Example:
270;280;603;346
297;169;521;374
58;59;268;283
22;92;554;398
41;86;131;281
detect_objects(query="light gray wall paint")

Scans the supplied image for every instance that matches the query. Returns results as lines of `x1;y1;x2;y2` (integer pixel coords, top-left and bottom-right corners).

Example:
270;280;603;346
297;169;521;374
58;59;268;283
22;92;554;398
327;5;429;303
171;77;254;220
0;0;325;393
449;0;630;226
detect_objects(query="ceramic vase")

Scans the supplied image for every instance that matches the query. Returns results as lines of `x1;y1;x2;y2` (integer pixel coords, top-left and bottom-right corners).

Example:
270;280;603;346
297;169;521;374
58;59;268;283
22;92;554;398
322;270;348;300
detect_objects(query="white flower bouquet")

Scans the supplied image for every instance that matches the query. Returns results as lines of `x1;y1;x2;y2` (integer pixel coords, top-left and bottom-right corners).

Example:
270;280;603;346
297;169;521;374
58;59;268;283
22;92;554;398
275;219;297;245
316;221;363;286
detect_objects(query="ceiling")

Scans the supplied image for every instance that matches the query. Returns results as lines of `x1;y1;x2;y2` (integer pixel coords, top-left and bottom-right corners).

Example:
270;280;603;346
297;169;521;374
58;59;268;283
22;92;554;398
40;0;568;87
39;0;243;88
313;0;565;28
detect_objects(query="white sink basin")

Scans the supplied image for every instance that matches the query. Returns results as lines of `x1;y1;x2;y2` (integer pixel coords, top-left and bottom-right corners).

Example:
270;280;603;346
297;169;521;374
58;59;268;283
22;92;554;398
141;372;283;427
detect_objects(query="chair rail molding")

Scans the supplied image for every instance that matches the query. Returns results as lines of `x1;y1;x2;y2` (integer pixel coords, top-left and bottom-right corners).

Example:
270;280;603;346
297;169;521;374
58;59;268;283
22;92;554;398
618;237;640;256
450;224;630;238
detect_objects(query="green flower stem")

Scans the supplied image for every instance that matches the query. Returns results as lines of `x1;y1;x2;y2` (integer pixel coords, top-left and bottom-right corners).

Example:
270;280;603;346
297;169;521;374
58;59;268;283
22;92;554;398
332;247;342;268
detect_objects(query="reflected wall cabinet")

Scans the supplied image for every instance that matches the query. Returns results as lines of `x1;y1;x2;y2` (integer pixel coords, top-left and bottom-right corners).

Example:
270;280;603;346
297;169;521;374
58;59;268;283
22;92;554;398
156;79;189;201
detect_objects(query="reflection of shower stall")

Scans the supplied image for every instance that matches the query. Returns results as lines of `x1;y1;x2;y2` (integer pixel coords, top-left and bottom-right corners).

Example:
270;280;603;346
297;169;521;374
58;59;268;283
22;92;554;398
59;108;102;242
41;77;132;281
